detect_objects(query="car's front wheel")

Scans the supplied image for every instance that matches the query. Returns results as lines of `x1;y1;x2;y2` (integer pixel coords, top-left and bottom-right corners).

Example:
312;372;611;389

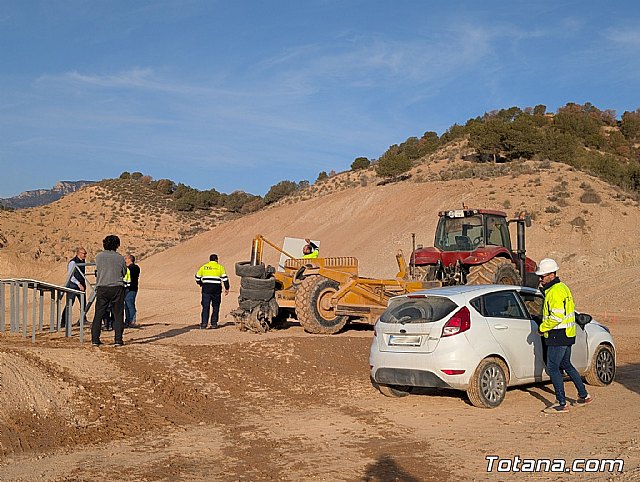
467;357;508;408
584;344;615;386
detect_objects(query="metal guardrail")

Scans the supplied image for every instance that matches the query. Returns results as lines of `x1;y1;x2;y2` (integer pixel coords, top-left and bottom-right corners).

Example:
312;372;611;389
0;279;87;343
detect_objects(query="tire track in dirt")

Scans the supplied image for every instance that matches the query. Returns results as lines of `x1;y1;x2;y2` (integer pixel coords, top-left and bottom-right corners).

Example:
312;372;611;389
0;334;449;480
167;337;448;480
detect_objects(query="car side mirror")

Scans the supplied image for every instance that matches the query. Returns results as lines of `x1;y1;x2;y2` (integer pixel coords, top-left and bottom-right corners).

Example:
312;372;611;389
576;313;592;327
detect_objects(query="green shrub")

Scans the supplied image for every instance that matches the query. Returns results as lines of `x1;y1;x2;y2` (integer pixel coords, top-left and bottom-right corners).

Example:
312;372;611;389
351;157;371;170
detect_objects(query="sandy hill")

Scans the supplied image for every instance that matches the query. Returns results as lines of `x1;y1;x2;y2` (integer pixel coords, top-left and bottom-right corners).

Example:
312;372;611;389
139;160;639;317
0;179;230;279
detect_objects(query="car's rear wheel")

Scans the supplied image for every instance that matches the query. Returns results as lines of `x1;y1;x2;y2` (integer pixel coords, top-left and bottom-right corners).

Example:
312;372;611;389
584;344;615;386
467;357;508;408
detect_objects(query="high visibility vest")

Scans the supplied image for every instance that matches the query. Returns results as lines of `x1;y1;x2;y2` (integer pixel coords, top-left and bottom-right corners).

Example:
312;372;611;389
302;248;319;259
123;267;131;288
539;281;576;338
195;261;228;286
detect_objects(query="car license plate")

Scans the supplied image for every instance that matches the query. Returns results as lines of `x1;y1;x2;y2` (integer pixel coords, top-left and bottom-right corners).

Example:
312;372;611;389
388;335;422;346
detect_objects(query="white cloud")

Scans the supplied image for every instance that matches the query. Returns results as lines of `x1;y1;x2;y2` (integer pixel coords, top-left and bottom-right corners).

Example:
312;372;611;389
258;26;494;94
604;28;640;47
36;67;207;95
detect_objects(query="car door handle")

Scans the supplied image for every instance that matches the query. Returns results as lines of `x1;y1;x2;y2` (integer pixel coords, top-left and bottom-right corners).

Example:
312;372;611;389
493;324;508;330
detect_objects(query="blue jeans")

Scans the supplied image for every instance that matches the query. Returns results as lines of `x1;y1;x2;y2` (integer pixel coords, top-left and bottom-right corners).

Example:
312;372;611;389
546;344;588;405
124;290;137;324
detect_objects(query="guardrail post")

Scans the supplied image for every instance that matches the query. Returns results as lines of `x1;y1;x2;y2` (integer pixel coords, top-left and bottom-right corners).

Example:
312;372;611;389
55;291;61;331
0;282;5;331
10;281;16;332
79;294;86;343
32;283;37;343
65;294;72;337
49;290;55;332
38;289;44;332
22;281;28;338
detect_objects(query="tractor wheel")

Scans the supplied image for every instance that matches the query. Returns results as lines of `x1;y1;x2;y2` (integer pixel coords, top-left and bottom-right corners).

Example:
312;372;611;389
295;276;348;334
466;258;522;286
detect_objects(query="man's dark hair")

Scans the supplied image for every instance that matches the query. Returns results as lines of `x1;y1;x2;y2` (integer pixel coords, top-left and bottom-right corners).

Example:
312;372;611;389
127;254;136;262
103;235;121;251
209;254;218;262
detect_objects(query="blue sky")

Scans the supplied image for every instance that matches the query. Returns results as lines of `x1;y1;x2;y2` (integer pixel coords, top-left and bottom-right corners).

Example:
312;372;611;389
1;1;639;198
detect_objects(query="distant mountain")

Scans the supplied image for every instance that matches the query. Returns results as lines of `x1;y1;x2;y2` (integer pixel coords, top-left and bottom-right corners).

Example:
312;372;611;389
0;180;96;209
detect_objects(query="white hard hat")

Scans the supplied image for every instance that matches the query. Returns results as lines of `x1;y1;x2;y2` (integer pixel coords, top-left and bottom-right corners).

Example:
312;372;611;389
535;258;559;276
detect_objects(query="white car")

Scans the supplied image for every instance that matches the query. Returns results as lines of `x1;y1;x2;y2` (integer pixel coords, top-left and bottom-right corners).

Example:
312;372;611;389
369;284;615;408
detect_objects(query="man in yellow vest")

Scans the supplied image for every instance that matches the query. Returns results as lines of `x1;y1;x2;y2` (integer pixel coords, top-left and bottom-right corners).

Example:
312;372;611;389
195;254;229;329
302;238;319;259
537;258;592;413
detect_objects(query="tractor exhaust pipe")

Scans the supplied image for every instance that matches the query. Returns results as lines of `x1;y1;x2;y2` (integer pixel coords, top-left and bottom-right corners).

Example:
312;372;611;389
517;220;526;285
411;233;416;280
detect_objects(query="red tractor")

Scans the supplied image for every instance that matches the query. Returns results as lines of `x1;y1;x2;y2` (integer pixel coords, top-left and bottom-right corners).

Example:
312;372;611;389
410;208;538;287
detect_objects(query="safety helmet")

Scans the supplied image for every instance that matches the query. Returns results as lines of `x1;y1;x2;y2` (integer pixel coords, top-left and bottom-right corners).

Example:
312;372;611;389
535;258;559;276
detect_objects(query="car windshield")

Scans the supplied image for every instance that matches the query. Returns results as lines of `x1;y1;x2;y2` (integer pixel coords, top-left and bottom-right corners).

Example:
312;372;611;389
381;296;458;324
434;214;484;252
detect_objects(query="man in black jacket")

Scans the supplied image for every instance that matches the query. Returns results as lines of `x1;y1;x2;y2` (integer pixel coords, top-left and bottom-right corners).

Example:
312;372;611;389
124;254;140;327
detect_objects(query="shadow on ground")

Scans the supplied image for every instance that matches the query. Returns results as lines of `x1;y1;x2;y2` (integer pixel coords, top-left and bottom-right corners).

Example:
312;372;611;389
133;324;200;344
613;362;640;396
362;454;424;482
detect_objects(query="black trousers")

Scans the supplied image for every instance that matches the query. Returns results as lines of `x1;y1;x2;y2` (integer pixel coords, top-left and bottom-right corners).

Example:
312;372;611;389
92;285;125;344
201;290;222;327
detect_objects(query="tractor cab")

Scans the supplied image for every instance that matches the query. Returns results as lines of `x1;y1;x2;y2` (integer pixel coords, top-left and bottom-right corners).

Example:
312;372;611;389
434;210;512;252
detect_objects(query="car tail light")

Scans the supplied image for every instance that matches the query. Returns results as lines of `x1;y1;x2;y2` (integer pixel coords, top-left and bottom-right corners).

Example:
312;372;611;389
441;369;465;375
441;306;471;337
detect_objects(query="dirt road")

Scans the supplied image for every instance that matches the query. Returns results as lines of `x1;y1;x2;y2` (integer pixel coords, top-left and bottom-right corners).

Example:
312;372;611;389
0;306;639;481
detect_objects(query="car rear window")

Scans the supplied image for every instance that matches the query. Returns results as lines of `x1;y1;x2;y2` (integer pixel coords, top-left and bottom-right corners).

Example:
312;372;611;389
380;296;458;324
